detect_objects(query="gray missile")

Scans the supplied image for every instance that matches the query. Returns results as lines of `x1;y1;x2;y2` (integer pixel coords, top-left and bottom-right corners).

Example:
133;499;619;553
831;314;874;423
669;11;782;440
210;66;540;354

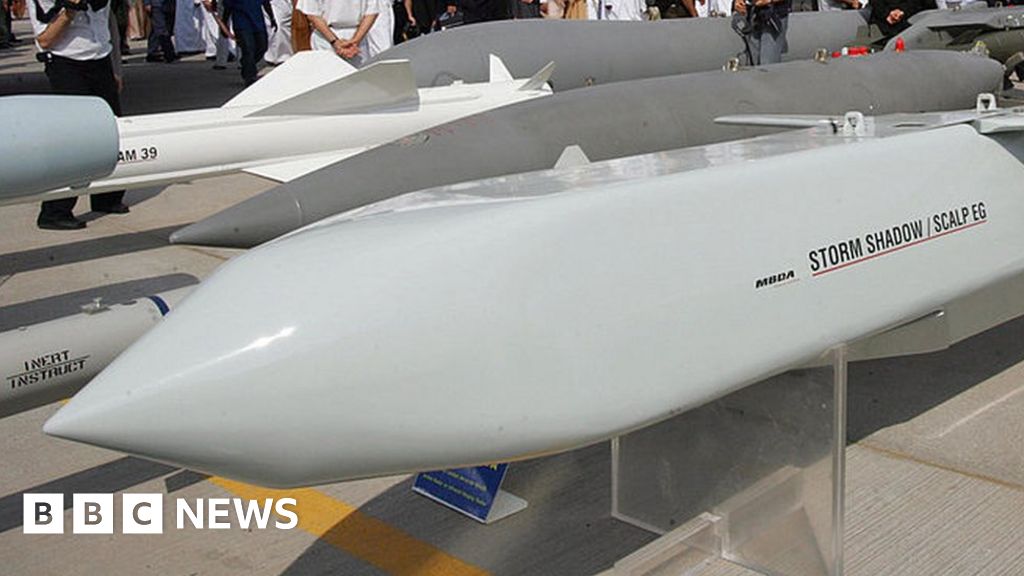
368;12;873;89
0;289;190;418
888;7;1024;65
172;51;1003;249
0;96;118;199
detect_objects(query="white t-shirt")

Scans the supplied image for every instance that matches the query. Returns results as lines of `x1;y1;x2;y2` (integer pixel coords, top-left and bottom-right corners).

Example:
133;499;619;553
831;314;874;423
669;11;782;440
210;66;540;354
297;0;377;36
29;0;113;60
604;0;646;20
695;0;731;17
934;0;980;8
817;0;868;10
365;0;392;58
588;0;645;20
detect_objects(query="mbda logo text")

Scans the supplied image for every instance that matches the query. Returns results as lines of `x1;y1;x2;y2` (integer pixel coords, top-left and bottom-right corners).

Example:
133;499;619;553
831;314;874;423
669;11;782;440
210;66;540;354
23;493;298;534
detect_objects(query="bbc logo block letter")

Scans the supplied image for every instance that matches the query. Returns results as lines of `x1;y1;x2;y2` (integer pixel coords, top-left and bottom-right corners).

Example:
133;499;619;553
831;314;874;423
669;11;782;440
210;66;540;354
73;494;114;534
122;494;163;534
23;494;64;534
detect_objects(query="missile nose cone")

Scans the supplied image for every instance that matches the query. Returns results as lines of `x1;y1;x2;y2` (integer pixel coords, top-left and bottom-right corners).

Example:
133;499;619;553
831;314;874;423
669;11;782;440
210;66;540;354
170;187;306;248
39;242;399;487
43;397;127;450
40;283;317;486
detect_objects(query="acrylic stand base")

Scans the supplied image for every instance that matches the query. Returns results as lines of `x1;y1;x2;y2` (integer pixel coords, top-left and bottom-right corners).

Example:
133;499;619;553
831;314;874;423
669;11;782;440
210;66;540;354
611;348;848;576
483;490;528;524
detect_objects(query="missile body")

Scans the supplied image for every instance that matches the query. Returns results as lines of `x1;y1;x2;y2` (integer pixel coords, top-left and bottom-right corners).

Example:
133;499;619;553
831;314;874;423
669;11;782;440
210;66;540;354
172;51;1003;248
1;289;190;418
8;52;551;206
370;12;872;88
45;109;1024;487
886;6;1024;63
0;96;118;200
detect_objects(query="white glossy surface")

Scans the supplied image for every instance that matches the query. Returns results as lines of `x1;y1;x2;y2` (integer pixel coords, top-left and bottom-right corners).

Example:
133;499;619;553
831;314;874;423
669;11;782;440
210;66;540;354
45;112;1024;487
4;53;550;205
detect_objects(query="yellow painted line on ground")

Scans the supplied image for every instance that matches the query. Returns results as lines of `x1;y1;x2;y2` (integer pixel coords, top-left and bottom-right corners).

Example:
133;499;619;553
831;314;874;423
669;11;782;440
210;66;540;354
210;477;490;576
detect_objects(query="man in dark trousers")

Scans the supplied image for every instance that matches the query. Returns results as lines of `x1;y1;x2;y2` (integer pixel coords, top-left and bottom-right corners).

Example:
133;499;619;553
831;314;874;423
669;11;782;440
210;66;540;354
223;0;275;85
29;0;128;229
144;0;177;61
733;0;790;65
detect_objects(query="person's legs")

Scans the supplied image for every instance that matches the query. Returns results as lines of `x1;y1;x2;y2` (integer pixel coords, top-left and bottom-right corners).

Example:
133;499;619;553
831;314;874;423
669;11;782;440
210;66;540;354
747;27;762;66
161;0;177;59
253;29;268;65
235;28;257;84
147;1;164;58
756;13;786;65
39;58;92;227
392;0;407;44
147;0;175;59
84;56;128;212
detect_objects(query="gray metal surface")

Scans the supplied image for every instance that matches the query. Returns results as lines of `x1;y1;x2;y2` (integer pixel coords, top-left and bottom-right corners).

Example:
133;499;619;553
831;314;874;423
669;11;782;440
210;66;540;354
173;51;1003;248
884;6;1024;63
368;12;872;89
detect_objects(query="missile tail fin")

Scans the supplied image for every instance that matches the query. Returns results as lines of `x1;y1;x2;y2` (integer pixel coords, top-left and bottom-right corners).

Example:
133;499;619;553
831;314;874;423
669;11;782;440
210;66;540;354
246;59;420;117
714;114;837;129
519;61;556;92
488;54;514;83
243;150;362;183
224;51;358;109
554;145;590;169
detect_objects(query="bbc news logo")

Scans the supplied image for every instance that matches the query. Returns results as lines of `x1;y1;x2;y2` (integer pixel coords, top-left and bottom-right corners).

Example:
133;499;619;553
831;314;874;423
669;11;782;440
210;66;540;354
23;494;298;534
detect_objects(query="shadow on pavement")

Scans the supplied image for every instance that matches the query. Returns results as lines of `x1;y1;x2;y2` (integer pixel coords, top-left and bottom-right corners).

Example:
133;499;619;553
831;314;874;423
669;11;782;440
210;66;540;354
0;456;176;534
0;273;198;330
0;225;183;276
281;444;657;576
847;314;1024;442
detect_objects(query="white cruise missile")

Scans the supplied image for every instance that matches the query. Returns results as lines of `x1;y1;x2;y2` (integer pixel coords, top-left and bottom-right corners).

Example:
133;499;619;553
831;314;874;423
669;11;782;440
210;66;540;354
44;103;1024;488
5;51;552;206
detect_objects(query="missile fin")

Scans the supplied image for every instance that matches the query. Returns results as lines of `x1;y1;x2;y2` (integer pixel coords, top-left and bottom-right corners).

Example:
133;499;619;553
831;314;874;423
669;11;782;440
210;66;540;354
246;60;420;117
488;54;514;83
519;61;556;92
976;115;1024;134
242;150;363;183
554;145;590;169
714;114;838;129
224;51;358;109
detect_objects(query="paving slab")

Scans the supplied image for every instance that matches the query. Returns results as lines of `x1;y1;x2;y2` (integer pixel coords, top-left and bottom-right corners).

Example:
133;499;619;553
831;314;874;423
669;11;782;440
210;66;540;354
845;445;1024;576
860;361;1024;490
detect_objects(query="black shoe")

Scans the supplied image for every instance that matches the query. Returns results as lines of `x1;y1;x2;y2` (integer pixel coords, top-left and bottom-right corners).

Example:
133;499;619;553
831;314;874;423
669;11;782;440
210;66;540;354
37;214;86;230
212;64;226;70
146;54;163;62
92;202;130;214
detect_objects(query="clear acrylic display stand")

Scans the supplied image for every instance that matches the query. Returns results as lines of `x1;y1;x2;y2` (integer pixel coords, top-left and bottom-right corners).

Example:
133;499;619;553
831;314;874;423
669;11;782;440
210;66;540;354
611;347;848;576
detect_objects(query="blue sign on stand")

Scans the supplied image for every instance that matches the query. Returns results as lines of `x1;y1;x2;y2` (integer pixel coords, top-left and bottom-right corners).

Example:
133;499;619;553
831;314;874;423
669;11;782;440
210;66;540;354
413;464;526;524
